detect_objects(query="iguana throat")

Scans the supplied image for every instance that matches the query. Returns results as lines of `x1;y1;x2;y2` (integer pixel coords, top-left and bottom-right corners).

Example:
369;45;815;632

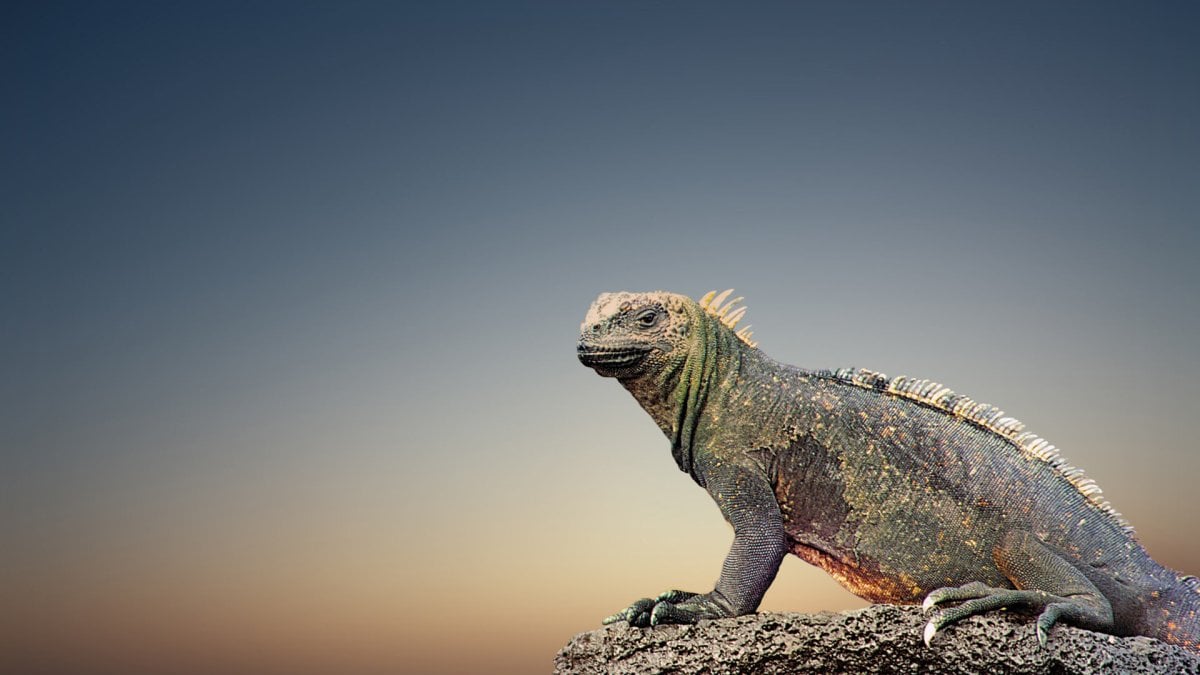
656;301;740;476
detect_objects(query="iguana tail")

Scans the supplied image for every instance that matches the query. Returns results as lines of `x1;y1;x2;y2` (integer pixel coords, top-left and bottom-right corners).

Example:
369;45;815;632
1145;575;1200;651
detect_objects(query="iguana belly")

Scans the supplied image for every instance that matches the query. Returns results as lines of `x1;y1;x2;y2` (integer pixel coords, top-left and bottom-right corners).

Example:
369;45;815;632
789;540;924;603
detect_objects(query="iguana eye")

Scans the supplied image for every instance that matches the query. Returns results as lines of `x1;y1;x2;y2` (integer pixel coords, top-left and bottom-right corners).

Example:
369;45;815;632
635;309;660;328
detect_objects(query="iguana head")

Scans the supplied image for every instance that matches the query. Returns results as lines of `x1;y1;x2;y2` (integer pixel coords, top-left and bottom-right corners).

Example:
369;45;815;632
577;289;755;380
579;290;755;473
577;291;688;380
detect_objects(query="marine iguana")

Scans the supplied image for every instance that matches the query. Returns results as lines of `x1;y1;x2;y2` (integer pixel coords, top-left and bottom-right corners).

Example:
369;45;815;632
576;289;1199;651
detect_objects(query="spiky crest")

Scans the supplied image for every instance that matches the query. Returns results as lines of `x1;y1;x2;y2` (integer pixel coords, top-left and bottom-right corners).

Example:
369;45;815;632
699;289;757;348
814;367;1135;536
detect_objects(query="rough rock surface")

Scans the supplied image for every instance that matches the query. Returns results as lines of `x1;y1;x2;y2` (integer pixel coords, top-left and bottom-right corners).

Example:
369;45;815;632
554;604;1200;674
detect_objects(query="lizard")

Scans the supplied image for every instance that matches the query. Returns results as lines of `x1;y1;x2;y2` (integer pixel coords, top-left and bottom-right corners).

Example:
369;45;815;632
576;289;1199;651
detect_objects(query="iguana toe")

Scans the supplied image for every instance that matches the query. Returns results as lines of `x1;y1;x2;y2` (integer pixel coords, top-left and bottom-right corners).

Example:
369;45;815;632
650;601;697;625
1035;603;1066;647
602;597;656;626
655;589;699;604
922;581;996;611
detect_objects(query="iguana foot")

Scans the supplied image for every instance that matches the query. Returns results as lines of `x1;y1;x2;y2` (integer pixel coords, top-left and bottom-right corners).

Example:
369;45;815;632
922;583;1109;647
921;531;1114;648
602;589;733;626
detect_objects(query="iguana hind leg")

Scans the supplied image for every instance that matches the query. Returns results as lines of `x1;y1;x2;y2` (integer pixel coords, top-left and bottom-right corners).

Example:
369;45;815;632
923;530;1114;647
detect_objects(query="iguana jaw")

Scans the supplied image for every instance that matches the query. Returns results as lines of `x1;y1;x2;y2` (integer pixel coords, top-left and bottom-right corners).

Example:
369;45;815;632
577;341;653;377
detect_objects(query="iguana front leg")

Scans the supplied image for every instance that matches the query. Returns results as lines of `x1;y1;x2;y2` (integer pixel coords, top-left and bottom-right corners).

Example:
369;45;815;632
603;467;788;627
922;530;1114;646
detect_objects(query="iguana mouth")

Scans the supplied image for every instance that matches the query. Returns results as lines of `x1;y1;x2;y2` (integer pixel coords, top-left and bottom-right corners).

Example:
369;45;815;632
577;343;652;371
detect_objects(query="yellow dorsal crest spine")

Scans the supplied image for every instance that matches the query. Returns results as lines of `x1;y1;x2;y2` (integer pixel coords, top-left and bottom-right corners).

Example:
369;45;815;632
699;289;757;348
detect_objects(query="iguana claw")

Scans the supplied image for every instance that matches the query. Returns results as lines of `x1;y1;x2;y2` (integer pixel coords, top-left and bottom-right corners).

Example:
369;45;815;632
923;620;938;647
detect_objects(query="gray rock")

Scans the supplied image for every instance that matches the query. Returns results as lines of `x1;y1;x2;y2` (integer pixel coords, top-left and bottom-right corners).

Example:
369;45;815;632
554;604;1200;674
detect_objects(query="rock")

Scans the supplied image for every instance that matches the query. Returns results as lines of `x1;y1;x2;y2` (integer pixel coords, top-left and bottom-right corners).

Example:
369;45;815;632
554;604;1200;674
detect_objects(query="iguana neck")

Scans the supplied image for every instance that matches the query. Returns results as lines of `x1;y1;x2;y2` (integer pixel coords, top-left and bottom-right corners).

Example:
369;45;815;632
621;304;743;476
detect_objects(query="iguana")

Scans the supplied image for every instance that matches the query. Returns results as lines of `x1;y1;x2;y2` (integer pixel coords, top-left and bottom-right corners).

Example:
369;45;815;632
576;289;1199;651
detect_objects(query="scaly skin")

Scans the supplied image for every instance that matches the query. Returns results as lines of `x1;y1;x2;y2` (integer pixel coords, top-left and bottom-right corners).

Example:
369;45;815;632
577;290;1200;651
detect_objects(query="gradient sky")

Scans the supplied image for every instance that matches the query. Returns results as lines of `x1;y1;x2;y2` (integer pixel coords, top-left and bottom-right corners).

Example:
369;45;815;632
4;2;1199;673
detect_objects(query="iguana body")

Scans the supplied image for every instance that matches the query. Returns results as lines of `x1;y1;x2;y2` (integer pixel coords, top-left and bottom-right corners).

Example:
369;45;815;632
577;289;1199;651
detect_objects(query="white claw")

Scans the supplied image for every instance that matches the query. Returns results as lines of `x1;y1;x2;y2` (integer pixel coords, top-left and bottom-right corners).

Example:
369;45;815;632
922;595;935;612
923;621;937;647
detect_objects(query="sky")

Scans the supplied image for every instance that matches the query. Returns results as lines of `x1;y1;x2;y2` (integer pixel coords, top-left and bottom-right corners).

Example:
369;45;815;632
3;2;1199;673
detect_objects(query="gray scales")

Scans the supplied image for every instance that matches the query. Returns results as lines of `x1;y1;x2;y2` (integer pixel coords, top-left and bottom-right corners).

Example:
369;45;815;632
576;289;1199;653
